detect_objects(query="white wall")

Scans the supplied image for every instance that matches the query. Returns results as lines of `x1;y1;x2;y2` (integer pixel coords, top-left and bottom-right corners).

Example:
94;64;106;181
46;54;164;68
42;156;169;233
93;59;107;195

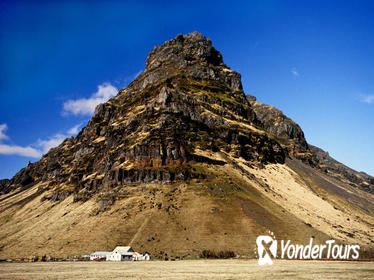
107;252;121;261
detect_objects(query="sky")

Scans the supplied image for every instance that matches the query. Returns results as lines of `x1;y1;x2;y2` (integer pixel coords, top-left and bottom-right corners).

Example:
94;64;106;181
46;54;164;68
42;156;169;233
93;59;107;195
0;0;373;178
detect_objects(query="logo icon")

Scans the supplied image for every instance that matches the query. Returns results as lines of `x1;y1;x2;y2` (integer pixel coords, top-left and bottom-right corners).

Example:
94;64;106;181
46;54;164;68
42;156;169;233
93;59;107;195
256;234;277;265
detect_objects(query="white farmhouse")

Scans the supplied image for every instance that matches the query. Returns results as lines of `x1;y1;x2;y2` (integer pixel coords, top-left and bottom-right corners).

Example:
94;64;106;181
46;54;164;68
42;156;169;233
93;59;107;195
90;246;150;261
106;246;134;261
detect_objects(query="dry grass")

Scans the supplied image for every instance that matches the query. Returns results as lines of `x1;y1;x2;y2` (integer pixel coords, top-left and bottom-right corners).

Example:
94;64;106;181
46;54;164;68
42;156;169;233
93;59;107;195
0;156;373;259
238;159;374;246
0;260;373;280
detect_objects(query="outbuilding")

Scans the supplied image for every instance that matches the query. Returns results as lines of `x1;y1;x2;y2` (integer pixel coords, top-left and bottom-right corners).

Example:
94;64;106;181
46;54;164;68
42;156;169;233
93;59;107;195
89;251;111;261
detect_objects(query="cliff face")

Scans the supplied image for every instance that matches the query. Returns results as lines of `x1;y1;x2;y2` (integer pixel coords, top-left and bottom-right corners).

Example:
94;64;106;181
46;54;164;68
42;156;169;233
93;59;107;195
247;95;311;157
4;32;285;201
0;32;373;259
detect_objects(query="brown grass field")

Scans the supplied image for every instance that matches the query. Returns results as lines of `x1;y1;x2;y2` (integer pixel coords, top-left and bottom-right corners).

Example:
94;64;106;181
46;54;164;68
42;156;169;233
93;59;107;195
0;260;373;280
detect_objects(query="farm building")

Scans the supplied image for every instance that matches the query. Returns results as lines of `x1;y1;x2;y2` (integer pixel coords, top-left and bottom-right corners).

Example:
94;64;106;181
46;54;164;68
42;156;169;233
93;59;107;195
90;246;150;261
89;251;111;261
133;252;151;261
106;246;134;261
113;246;134;253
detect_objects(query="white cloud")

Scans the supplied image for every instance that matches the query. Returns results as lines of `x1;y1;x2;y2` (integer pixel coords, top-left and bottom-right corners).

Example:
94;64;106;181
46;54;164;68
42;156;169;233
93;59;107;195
0;144;42;158
67;123;82;135
360;94;374;104
63;83;118;116
0;123;82;158
291;68;299;77
0;123;9;140
0;123;42;157
36;133;67;154
36;123;82;154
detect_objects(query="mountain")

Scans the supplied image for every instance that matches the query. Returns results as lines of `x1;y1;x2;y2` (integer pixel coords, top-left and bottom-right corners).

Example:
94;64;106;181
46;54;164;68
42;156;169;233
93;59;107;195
1;32;373;260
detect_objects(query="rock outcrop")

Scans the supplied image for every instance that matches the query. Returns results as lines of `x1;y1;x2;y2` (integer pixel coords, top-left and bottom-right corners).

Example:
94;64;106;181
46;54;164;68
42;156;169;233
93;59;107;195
309;145;374;193
247;95;317;165
246;95;373;194
0;179;9;194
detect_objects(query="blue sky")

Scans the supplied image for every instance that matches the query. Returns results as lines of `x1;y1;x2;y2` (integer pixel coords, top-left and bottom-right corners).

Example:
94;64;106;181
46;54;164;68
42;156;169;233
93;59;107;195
0;0;373;178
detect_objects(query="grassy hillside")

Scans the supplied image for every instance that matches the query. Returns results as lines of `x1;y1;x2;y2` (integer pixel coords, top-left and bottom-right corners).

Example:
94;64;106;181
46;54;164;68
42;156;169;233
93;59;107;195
1;152;373;260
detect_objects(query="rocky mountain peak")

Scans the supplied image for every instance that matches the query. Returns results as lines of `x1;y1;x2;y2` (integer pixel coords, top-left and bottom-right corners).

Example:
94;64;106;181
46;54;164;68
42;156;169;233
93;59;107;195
145;31;224;71
132;32;242;92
